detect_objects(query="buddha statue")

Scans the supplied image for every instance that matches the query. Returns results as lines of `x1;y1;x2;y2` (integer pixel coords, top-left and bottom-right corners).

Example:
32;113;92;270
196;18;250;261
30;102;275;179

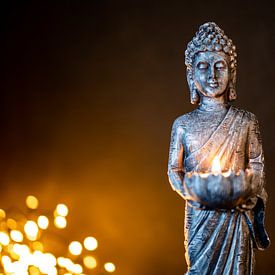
167;22;270;274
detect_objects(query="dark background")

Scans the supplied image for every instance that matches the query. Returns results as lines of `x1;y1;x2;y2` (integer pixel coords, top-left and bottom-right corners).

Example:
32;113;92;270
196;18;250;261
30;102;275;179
1;1;275;274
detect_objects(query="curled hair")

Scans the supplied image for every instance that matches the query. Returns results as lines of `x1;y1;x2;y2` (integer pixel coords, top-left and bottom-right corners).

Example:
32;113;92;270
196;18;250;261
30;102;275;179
185;22;237;104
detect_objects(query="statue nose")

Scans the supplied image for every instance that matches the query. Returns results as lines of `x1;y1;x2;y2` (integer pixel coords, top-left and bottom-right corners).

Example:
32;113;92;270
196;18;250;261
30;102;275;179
208;67;217;83
208;77;217;84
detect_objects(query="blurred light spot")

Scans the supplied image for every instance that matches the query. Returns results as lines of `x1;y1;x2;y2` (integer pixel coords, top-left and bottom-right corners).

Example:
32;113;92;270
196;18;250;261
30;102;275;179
104;262;116;272
7;218;17;230
37;215;49;230
68;241;82;255
29;266;40;275
54;216;67;229
0;209;6;219
57;257;69;267
7;244;19;260
32;250;44;267
33;241;44;251
10;230;23;242
0;232;10;246
1;255;11;268
84;236;98;251
13;244;30;257
58;257;74;271
83;255;97;269
72;264;83;274
55;204;68;217
33;251;57;273
44;253;57;266
26;195;39;209
39;264;57;275
24;221;39;241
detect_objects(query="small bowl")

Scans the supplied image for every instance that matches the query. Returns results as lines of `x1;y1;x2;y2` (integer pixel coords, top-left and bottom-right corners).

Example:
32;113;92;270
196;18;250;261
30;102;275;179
183;171;258;209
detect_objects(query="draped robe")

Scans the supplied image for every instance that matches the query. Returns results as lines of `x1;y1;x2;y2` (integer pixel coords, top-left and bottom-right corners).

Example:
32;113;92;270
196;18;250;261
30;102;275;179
168;106;270;275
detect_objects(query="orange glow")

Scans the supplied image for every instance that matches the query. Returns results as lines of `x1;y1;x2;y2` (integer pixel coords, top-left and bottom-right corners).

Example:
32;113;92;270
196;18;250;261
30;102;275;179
7;218;17;230
0;209;6;219
29;266;40;275
0;197;117;273
33;241;44;251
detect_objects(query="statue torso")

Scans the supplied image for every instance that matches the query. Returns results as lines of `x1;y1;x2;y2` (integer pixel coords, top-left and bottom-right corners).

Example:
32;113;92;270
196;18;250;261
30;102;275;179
180;106;230;158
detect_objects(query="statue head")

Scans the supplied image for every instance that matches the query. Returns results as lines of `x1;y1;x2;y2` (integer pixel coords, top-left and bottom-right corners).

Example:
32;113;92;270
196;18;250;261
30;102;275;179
185;22;237;104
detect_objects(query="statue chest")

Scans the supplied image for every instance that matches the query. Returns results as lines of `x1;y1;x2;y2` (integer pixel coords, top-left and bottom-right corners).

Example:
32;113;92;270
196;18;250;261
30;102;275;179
182;112;226;156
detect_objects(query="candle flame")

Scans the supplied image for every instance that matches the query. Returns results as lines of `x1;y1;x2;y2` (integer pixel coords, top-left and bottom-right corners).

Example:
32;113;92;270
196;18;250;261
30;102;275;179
212;156;221;175
200;173;209;178
222;170;231;177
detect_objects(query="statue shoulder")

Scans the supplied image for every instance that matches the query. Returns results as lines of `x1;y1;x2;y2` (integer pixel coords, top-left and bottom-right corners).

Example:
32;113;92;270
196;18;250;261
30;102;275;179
232;106;259;123
171;111;194;131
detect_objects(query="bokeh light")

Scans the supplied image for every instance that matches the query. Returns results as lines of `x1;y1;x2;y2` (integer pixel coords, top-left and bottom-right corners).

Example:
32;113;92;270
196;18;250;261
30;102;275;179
37;215;49;230
83;255;97;269
72;263;83;274
54;216;67;229
0;232;10;246
10;230;24;242
26;195;39;210
84;236;98;251
0;195;116;273
7;218;17;230
68;241;82;256
13;243;30;257
29;266;40;275
33;241;44;251
0;209;6;219
104;262;116;272
55;204;69;217
24;220;39;241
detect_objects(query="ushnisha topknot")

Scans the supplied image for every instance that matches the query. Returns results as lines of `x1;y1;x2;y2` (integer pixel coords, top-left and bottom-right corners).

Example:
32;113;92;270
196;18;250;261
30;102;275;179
185;22;237;70
185;22;237;104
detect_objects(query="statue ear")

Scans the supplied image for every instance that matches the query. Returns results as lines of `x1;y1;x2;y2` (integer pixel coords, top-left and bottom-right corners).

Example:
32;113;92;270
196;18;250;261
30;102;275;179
228;69;237;101
187;68;200;105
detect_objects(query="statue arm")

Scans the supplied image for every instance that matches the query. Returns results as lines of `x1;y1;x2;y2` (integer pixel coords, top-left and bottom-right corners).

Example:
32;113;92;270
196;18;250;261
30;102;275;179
246;114;270;249
167;119;186;199
246;114;267;203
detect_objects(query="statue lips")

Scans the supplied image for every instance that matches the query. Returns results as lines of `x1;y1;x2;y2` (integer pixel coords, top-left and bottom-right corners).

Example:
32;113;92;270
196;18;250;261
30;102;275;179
207;79;219;88
208;83;219;88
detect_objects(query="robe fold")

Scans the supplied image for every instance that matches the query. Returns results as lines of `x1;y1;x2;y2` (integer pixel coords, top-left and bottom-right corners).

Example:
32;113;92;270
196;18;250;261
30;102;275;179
168;106;270;275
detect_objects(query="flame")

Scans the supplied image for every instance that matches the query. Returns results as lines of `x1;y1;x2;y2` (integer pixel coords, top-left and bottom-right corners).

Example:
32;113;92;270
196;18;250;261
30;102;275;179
222;170;231;177
212;156;221;175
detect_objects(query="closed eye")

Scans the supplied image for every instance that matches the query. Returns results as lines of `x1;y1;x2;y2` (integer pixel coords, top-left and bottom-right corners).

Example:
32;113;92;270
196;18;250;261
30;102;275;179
197;62;208;70
215;61;226;70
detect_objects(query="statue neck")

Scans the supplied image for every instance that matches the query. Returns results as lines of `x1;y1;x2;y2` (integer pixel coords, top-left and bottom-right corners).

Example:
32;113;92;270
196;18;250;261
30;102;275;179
198;96;229;112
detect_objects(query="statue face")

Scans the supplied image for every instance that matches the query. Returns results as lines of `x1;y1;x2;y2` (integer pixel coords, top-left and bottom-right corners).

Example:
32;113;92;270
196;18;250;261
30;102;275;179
193;51;230;99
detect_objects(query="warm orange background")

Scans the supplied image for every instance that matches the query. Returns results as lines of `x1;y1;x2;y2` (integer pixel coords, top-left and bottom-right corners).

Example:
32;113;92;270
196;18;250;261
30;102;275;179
2;1;275;274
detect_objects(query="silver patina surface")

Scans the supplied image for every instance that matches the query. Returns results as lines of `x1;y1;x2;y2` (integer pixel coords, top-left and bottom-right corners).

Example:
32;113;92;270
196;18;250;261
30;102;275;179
167;22;270;274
